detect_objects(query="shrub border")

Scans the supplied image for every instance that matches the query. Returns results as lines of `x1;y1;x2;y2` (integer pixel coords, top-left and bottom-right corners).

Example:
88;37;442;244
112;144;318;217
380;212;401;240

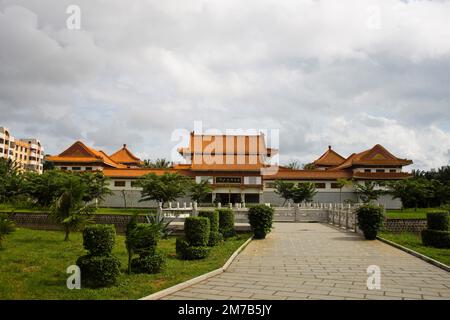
376;236;450;272
139;236;253;300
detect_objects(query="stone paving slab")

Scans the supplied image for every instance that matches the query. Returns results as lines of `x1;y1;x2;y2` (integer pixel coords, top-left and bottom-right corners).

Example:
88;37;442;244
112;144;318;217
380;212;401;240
161;223;450;300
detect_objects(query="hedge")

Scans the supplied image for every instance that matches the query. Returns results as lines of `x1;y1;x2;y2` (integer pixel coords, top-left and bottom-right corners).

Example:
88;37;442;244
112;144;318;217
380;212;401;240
184;217;210;247
356;204;384;240
127;223;160;256
130;251;166;274
426;212;449;231
76;254;121;288
421;229;450;248
217;208;235;238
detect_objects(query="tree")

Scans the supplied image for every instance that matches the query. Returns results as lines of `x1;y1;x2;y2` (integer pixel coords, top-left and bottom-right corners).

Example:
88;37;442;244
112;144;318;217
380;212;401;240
354;181;384;204
302;163;316;170
291;182;317;203
274;180;295;205
22;170;67;207
189;180;212;204
0;213;16;248
80;171;112;205
286;161;302;170
0;159;24;203
335;178;352;203
142;158;173;169
50;174;94;241
138;172;190;206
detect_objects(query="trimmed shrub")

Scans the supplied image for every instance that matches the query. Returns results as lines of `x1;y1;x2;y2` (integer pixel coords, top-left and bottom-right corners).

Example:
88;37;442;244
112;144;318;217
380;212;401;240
127;223;159;256
199;210;222;246
176;238;211;260
421;229;450;248
426;212;449;231
131;251;166;274
76;254;121;288
248;205;274;239
199;211;219;232
356;204;384;240
82;224;116;256
208;231;224;246
217;208;235;238
184;217;210;247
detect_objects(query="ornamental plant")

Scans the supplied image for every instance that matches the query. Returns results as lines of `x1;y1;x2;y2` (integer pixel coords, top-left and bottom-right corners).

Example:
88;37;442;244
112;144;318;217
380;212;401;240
248;204;274;239
199;210;223;246
356;204;384;240
217;208;235;238
176;217;211;260
76;224;121;288
421;211;450;248
0;213;15;248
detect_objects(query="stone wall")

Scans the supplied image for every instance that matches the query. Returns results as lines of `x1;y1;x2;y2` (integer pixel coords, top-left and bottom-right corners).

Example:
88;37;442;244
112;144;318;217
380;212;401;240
383;218;427;233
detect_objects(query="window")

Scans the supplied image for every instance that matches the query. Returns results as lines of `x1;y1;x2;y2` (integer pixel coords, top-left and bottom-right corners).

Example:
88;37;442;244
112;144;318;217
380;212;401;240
315;183;326;189
244;176;262;185
72;167;81;171
364;169;371;173
114;181;126;187
376;169;385;173
330;183;341;189
85;167;92;171
389;169;397;173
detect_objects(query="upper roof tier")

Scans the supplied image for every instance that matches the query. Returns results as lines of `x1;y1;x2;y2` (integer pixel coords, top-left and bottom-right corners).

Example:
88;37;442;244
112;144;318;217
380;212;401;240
330;144;413;170
46;141;126;169
109;144;143;166
313;146;346;167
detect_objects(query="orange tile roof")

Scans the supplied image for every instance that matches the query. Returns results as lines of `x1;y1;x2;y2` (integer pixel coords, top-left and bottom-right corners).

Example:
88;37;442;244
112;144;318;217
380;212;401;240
331;144;413;170
103;168;192;178
46;141;126;168
109;144;143;165
313;146;346;167
264;167;353;180
190;154;266;171
179;132;277;156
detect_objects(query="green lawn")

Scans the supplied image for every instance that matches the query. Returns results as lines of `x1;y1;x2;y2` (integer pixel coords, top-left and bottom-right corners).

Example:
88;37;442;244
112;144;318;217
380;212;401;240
379;231;450;266
0;228;251;300
385;208;443;219
0;204;155;215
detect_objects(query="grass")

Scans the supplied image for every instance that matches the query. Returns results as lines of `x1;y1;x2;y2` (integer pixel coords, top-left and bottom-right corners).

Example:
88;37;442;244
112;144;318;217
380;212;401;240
0;228;251;299
379;231;450;266
0;204;155;215
385;208;443;219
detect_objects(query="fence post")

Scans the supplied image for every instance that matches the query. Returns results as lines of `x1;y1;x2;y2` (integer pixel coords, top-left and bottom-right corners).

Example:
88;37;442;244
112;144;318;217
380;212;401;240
193;201;198;216
345;209;349;229
218;202;221;209
295;203;299;222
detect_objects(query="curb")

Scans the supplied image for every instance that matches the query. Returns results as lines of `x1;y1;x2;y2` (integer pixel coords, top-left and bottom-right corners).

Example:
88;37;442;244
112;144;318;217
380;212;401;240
139;236;253;300
377;236;450;272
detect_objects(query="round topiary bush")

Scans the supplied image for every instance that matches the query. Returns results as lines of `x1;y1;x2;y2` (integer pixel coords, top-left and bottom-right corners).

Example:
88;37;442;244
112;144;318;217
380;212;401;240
356;204;384;240
248;204;274;239
127;223;159;255
217;209;235;238
131;251;166;274
184;217;210;247
421;229;450;248
426;212;449;231
82;224;116;256
175;237;189;255
76;254;121;288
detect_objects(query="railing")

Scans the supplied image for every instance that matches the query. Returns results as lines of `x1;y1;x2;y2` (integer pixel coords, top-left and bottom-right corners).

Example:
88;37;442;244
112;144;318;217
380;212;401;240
155;201;362;229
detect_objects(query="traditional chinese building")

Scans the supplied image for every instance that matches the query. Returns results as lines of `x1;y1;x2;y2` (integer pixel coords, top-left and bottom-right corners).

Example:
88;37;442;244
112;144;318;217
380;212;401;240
47;133;413;208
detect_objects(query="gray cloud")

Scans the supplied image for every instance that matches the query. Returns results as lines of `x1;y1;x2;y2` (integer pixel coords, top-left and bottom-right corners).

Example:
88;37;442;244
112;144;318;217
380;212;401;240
1;0;450;169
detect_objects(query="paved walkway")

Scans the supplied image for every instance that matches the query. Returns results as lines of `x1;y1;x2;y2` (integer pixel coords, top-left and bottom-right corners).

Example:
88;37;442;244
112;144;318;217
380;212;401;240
161;223;450;300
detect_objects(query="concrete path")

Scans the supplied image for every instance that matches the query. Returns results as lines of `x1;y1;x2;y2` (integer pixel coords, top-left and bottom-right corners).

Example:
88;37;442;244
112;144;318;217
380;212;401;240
161;223;450;300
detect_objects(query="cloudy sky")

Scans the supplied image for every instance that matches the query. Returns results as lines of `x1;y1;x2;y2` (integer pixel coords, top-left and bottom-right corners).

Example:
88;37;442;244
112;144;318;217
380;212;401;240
1;0;449;169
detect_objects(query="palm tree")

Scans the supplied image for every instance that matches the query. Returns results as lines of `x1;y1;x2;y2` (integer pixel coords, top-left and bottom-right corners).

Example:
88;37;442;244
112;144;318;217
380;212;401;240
138;172;190;207
354;181;383;204
291;182;318;203
142;158;173;169
51;175;94;241
336;178;352;203
286;161;302;170
189;180;212;204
